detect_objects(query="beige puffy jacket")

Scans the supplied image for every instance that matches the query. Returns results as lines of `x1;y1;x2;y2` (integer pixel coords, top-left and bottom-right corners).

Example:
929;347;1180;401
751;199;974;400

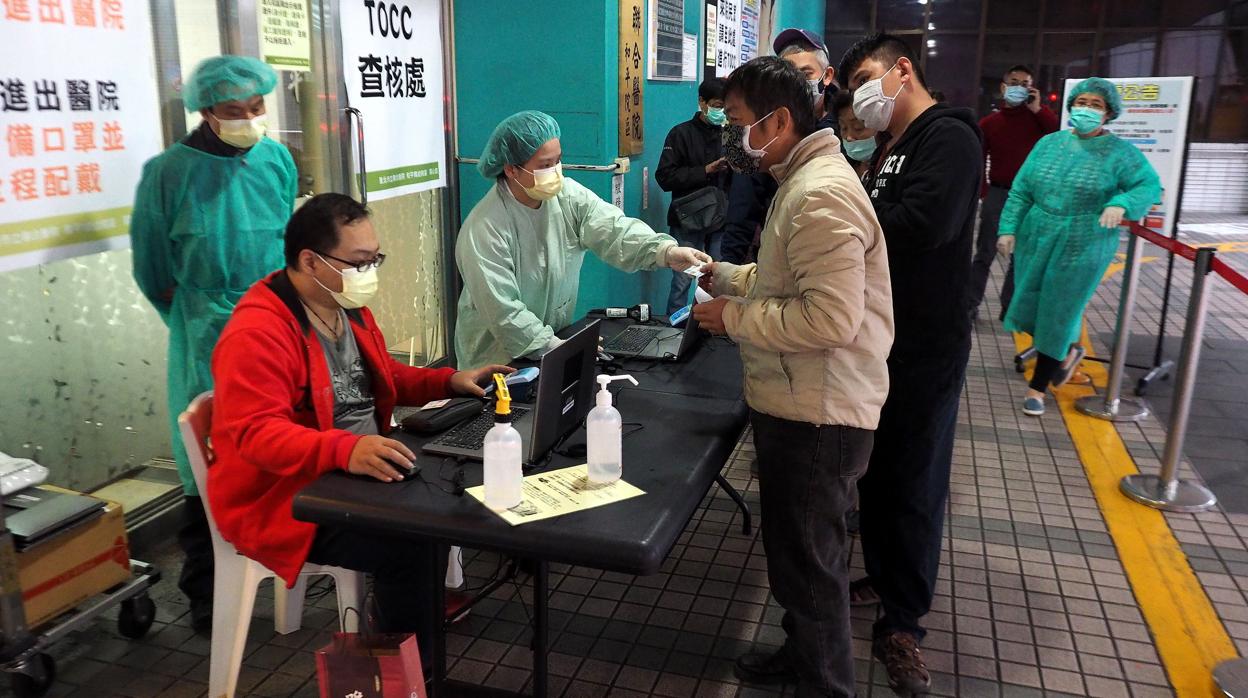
713;129;894;430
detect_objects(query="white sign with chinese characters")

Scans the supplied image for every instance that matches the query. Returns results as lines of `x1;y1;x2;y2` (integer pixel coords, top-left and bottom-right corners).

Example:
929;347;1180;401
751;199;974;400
1061;76;1193;237
0;0;163;272
340;0;446;199
713;0;741;77
258;0;311;72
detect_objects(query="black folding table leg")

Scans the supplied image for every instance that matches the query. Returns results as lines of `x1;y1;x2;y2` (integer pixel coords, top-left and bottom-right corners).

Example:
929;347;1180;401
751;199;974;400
429;543;447;698
533;560;549;698
714;472;752;535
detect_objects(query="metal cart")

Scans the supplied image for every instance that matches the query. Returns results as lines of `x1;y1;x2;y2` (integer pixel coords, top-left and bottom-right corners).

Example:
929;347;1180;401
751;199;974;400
0;495;161;697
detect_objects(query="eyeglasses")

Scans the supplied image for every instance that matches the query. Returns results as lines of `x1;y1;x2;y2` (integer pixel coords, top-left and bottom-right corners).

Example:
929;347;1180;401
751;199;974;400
318;250;386;273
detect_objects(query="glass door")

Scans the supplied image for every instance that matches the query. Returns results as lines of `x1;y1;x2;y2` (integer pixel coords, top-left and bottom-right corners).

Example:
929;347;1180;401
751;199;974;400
221;0;452;366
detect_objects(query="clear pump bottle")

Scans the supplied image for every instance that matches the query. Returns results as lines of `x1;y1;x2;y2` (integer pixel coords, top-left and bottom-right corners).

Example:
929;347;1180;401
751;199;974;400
586;374;638;484
483;374;523;511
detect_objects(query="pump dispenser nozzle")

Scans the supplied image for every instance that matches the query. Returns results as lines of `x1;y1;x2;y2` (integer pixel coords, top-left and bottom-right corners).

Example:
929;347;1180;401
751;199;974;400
493;373;512;418
595;374;638;406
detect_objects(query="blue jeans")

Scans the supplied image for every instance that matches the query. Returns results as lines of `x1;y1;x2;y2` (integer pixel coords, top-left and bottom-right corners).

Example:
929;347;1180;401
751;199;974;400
753;411;873;697
666;225;723;315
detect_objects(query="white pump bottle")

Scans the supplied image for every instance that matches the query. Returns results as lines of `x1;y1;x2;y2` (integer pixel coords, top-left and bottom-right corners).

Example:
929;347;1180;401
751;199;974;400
586;374;638;484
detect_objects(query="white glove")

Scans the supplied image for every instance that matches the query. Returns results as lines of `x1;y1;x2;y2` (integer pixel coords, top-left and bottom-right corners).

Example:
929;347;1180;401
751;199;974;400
1099;206;1126;230
664;246;712;272
996;235;1015;256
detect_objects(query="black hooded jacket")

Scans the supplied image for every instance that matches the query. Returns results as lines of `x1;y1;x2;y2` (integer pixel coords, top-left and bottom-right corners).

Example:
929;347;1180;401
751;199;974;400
863;103;983;359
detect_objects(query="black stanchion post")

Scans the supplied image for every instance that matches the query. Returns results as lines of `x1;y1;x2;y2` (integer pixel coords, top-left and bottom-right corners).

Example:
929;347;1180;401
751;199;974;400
1120;247;1217;512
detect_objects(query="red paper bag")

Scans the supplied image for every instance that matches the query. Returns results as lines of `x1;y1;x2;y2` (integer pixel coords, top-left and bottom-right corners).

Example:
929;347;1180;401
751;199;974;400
315;632;426;698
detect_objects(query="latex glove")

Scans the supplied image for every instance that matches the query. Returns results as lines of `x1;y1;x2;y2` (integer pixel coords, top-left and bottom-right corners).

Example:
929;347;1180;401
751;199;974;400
665;246;712;272
1099;206;1126;230
997;235;1016;256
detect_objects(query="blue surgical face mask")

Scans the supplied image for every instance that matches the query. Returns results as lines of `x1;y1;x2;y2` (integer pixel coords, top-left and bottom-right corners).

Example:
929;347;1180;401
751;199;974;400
1003;85;1030;107
705;106;727;126
1069;106;1106;135
843;137;877;163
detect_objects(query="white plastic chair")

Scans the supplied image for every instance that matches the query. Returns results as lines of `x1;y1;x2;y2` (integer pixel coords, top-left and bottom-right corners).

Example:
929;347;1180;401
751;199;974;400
179;392;365;698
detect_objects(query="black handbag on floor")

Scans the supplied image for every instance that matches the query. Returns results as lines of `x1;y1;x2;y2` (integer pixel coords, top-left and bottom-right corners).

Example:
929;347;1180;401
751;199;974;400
672;186;727;234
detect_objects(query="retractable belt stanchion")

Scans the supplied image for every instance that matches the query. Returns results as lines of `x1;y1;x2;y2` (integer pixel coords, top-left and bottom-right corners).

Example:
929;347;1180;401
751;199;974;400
1076;233;1151;422
1120;247;1218;512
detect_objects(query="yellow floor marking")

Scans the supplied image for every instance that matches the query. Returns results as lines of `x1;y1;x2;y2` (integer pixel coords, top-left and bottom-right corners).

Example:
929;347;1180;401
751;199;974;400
1013;329;1238;696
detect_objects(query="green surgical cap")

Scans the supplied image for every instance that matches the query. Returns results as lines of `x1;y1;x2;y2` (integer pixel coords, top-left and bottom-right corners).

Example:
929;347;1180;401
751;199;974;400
478;111;561;179
1067;77;1123;122
184;55;278;112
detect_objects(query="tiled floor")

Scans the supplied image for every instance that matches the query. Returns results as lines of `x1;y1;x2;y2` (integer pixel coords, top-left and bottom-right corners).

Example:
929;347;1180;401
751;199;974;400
8;226;1248;698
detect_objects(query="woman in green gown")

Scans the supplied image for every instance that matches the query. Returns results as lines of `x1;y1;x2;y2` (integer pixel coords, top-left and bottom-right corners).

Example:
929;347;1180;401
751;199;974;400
997;77;1161;417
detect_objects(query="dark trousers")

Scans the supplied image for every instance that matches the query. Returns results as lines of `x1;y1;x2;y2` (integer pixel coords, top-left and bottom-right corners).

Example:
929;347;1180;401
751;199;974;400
858;345;970;641
177;496;214;603
666;225;724;314
1030;351;1064;392
752;411;873;697
307;527;445;666
969;185;1009;315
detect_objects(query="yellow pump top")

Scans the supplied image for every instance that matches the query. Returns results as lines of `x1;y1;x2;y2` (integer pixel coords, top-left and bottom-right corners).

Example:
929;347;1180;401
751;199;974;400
493;373;512;417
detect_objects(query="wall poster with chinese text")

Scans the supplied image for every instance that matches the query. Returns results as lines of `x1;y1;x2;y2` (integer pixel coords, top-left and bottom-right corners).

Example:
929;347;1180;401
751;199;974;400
1062;76;1193;237
0;0;163;273
259;0;311;72
619;0;645;157
340;0;446;200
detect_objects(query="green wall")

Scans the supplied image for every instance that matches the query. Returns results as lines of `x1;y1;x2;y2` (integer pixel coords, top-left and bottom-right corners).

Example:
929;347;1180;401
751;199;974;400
773;0;825;41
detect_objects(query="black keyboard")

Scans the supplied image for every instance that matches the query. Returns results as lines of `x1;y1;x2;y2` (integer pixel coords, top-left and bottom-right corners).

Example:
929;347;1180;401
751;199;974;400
428;406;530;451
605;327;660;354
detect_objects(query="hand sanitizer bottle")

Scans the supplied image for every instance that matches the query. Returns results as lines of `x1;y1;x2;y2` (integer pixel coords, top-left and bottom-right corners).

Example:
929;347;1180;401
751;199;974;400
483;374;523;511
587;374;639;484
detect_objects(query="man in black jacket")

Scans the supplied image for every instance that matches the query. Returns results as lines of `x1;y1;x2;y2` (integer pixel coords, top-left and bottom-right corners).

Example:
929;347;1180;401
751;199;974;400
840;33;983;696
655;77;731;313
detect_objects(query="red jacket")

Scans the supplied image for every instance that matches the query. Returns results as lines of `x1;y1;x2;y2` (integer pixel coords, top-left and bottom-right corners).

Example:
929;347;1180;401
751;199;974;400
979;103;1060;196
208;270;455;585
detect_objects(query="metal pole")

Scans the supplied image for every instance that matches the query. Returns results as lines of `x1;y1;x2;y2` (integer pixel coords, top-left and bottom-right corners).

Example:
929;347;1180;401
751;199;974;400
1215;657;1248;696
1120;247;1218;512
1076;233;1150;421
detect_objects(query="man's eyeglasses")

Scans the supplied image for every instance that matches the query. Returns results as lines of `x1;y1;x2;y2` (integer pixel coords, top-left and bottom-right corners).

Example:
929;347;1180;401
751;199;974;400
318;250;386;273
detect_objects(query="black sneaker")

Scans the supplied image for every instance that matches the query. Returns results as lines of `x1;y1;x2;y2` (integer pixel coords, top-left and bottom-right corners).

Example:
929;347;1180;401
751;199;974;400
873;632;930;695
189;598;212;635
734;646;798;685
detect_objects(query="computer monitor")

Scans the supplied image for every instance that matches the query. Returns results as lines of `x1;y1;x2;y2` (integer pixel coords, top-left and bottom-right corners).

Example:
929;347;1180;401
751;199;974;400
528;319;601;462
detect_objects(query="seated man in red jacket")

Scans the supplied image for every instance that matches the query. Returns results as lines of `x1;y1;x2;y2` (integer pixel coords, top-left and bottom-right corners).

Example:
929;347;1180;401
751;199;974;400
208;192;510;659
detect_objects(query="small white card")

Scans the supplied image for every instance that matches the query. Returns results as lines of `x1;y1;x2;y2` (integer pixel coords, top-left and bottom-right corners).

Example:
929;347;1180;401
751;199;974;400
682;264;704;278
694;286;713;304
420;399;451;411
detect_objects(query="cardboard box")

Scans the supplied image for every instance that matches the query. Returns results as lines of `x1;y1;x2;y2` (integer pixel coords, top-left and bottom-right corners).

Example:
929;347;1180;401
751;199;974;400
16;487;130;628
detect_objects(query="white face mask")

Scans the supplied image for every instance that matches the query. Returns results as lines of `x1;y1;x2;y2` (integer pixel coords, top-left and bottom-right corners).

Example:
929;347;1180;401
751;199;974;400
314;253;380;309
853;62;904;132
213;113;267;149
515;162;564;201
742;110;778;159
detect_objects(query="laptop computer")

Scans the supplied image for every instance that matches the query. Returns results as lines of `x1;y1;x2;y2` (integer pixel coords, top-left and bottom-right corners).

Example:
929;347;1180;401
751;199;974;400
3;488;106;551
422;320;601;463
602;310;702;361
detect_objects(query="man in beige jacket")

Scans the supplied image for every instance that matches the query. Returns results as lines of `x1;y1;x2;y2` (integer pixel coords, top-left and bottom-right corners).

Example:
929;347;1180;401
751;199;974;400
692;56;893;697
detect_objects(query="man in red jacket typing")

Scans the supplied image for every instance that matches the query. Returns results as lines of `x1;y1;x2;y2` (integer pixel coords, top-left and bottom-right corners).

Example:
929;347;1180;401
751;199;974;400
209;193;509;658
971;64;1059;321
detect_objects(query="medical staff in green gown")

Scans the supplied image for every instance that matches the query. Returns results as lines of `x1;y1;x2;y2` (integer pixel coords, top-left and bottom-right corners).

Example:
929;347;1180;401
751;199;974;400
998;77;1160;417
129;55;297;631
455;110;711;368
